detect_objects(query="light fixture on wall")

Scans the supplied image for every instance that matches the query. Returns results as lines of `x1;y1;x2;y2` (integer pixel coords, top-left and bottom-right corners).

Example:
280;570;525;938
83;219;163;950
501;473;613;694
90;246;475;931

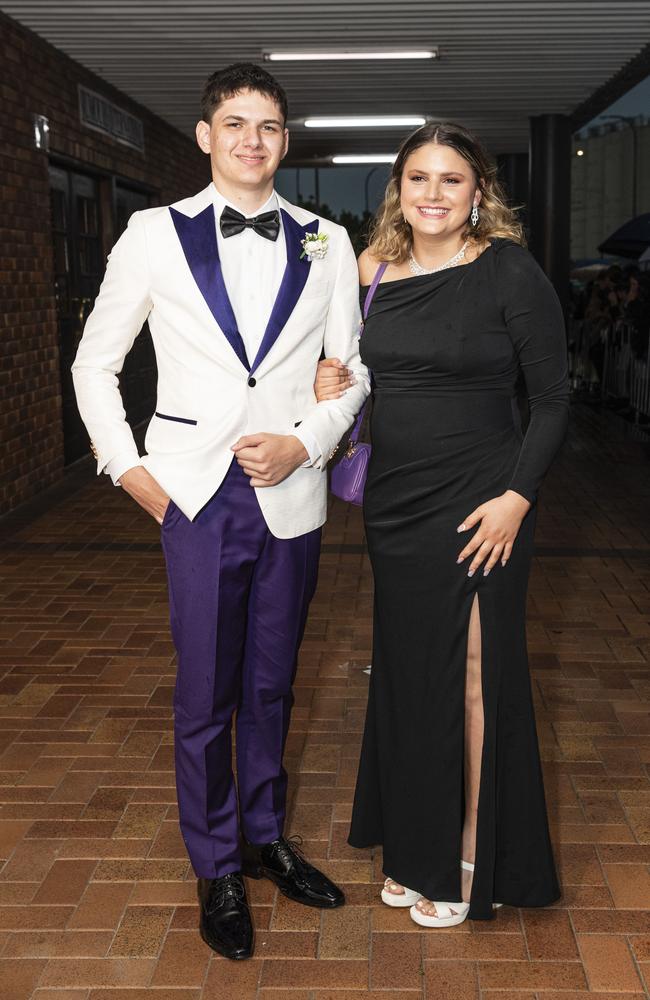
576;149;585;156
332;154;397;164
305;116;426;128
33;114;50;151
264;49;438;61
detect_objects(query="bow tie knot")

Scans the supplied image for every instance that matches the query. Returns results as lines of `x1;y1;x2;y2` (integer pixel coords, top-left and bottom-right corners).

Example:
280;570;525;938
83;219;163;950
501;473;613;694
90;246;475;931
220;205;280;242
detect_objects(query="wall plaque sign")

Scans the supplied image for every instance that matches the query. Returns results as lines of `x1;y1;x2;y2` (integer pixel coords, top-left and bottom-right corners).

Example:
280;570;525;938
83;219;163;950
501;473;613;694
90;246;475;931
78;86;145;152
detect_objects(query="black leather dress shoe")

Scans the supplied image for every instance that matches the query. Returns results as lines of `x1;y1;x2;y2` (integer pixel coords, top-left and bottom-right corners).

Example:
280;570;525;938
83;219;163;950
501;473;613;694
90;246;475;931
197;872;254;960
242;835;345;909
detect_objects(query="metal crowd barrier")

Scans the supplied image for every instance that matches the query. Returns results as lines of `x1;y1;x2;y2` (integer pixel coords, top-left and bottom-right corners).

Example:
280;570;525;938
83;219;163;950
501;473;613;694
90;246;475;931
569;318;599;391
569;319;650;421
601;322;650;421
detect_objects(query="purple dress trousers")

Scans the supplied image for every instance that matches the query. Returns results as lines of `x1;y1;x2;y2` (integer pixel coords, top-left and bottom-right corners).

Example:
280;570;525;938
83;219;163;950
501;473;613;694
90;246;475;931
161;459;321;878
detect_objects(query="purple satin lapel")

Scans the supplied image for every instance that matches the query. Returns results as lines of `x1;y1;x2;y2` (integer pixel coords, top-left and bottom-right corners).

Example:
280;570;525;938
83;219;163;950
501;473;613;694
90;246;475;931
169;205;250;370
250;211;319;373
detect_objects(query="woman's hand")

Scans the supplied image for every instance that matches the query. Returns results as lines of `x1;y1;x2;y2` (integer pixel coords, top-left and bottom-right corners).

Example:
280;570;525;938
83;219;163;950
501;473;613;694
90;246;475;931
456;490;532;577
314;357;356;402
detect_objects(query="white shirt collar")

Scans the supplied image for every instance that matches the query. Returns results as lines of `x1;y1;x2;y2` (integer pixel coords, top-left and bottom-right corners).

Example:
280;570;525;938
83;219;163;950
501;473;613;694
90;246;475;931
210;183;278;220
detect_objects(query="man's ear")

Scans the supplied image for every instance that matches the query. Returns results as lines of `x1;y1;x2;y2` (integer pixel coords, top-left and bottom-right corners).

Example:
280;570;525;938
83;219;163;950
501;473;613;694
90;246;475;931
195;120;211;154
281;128;289;161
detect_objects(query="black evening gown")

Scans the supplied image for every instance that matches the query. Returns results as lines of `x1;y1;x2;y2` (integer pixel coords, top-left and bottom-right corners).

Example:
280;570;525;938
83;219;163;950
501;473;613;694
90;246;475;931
348;238;569;920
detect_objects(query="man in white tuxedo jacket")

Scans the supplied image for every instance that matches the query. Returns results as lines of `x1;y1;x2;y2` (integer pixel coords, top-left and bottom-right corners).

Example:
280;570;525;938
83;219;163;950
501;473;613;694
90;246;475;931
72;63;369;960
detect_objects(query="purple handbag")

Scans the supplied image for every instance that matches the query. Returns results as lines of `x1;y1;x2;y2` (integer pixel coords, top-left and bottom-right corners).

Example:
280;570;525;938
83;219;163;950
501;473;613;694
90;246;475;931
330;262;388;505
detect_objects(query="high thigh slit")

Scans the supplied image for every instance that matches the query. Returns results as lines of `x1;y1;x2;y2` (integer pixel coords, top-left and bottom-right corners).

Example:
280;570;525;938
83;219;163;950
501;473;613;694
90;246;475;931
347;239;568;918
462;592;482;877
414;591;483;920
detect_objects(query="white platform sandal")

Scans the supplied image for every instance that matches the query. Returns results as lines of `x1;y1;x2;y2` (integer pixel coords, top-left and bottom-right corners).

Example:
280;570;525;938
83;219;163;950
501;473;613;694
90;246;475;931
381;876;422;908
410;859;490;928
410;896;469;927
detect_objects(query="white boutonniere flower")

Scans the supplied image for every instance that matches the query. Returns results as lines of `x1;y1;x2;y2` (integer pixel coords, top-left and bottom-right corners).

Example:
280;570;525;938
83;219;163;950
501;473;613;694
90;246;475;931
300;232;329;261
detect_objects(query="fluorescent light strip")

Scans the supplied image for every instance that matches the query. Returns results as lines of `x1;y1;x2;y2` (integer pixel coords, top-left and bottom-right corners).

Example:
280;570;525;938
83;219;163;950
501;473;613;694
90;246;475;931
332;154;397;164
305;116;425;128
265;50;437;62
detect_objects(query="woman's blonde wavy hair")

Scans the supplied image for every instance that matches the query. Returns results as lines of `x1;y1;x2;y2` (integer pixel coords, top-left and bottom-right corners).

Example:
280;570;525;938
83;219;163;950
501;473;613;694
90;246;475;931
368;121;525;262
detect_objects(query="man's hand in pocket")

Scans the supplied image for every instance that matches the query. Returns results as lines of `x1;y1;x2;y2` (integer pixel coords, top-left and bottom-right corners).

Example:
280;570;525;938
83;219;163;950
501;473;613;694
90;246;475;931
119;466;171;524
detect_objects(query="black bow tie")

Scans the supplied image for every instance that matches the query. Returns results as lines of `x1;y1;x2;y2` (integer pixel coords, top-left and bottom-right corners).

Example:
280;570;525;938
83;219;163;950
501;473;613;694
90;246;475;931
219;205;280;242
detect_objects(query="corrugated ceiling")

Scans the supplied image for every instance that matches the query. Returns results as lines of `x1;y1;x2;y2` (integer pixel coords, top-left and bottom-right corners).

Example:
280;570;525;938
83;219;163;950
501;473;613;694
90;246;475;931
3;0;650;160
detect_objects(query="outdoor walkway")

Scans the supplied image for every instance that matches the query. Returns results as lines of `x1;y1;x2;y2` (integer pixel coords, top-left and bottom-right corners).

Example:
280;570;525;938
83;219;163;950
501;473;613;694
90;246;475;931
0;401;649;1000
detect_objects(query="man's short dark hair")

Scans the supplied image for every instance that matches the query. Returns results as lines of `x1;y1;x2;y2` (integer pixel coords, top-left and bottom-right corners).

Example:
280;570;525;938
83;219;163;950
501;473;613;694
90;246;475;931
201;63;288;125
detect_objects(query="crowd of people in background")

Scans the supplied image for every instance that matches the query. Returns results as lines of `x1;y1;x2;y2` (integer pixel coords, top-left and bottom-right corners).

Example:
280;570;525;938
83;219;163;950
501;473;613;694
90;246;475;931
570;263;650;391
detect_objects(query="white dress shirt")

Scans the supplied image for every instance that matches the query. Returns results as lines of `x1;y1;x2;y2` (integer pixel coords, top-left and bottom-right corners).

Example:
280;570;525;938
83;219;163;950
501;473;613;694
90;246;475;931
214;185;320;466
213;188;285;365
213;186;320;467
107;184;319;484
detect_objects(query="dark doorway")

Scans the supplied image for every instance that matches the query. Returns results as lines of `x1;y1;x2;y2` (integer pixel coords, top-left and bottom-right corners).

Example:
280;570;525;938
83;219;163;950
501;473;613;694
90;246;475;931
115;184;158;430
49;167;158;464
49;165;104;464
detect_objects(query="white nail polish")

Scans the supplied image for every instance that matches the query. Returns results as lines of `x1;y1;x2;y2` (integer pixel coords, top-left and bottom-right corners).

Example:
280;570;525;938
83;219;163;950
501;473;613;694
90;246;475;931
467;569;474;578
457;523;466;532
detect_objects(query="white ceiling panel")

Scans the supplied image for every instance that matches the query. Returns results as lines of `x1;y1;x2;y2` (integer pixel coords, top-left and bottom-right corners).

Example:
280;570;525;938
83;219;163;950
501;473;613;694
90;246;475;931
3;0;650;159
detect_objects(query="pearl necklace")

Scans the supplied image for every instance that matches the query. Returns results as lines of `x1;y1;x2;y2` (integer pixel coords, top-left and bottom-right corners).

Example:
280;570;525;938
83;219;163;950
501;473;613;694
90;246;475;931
408;240;469;276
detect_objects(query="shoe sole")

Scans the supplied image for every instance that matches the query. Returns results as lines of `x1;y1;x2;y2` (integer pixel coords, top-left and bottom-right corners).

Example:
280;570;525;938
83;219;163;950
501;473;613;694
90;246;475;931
408;901;503;927
242;863;345;909
409;903;469;928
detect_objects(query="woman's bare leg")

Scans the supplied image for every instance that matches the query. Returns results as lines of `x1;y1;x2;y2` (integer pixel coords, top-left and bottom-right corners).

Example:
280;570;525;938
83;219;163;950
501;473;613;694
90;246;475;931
416;594;483;915
461;593;483;901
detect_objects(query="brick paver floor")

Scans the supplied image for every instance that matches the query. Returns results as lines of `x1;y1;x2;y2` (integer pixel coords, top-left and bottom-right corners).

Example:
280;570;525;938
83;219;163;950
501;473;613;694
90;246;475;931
0;400;649;999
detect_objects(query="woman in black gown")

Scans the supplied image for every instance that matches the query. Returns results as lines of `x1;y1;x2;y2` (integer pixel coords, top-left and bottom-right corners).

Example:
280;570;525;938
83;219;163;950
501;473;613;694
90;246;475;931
317;122;568;926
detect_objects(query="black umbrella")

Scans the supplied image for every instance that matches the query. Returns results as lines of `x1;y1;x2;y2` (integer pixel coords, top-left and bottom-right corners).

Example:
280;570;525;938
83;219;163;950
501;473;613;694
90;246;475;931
598;213;650;259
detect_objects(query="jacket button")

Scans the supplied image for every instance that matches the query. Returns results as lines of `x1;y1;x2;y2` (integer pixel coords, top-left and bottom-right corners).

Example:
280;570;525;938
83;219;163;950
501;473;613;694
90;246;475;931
247;376;256;387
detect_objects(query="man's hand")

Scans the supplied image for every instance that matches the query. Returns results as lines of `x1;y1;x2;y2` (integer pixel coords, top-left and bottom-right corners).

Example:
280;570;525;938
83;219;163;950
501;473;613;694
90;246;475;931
120;466;171;524
231;433;308;487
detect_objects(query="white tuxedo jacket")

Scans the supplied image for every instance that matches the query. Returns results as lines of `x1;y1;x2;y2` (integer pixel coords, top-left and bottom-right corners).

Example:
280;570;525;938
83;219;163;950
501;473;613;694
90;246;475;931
72;183;370;538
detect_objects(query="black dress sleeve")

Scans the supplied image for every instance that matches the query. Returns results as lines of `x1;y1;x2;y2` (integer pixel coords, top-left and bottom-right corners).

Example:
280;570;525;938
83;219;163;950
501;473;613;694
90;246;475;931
495;241;570;504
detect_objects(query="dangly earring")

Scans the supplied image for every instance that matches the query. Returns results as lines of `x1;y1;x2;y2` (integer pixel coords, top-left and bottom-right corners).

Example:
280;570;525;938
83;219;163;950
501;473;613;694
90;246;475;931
470;203;479;227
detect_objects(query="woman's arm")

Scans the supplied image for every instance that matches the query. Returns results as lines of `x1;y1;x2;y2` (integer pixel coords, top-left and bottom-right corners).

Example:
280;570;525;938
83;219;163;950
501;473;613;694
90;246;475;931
456;243;569;577
499;243;570;504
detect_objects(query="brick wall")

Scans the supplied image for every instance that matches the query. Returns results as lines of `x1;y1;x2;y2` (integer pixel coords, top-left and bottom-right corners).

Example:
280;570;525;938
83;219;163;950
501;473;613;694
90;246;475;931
0;10;209;515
